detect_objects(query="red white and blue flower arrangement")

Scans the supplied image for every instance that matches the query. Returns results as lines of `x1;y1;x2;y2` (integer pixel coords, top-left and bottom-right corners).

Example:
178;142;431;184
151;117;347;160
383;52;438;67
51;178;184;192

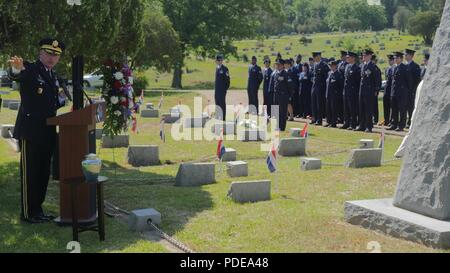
101;60;139;136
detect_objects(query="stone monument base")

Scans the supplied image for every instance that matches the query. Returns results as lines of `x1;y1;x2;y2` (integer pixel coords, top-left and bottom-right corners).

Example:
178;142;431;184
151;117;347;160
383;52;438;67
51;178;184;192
345;198;450;249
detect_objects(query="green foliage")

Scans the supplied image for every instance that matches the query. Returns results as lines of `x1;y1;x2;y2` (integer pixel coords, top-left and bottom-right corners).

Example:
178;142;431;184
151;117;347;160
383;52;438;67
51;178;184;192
408;11;441;45
0;0;145;77
382;0;445;28
162;0;280;88
341;19;363;32
133;0;181;72
297;17;330;34
393;6;413;33
133;75;149;92
325;0;387;31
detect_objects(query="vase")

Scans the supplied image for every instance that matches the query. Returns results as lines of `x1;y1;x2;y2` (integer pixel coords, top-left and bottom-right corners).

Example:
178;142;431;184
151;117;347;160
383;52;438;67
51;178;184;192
81;154;102;183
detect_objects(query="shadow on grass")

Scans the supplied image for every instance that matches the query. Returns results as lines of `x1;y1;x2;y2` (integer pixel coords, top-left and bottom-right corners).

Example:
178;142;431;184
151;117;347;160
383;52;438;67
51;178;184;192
0;159;214;253
100;160;214;243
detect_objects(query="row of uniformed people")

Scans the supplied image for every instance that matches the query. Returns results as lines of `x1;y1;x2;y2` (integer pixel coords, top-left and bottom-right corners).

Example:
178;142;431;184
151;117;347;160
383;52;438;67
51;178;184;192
215;49;427;132
262;49;426;132
262;50;382;132
383;50;428;131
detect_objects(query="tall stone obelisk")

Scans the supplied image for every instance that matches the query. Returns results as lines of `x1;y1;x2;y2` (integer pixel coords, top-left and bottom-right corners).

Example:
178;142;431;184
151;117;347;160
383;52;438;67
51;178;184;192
345;0;450;249
393;2;450;220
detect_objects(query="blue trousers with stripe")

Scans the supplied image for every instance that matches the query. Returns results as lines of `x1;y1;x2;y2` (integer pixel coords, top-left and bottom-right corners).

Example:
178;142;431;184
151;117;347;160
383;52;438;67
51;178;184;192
19;139;53;219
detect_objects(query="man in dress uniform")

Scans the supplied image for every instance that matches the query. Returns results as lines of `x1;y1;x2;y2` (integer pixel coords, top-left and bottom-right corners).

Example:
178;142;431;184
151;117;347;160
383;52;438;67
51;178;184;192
292;55;302;117
286;58;297;121
336;50;348;123
421;53;430;79
309;57;315;83
325;60;344;128
338;51;348;74
311;51;330;126
272;59;290;131
389;52;412;132
383;54;395;127
262;58;273;117
247;56;263;115
371;55;382;125
356;49;377;133
342;51;361;130
8;38;67;224
404;49;422;128
215;54;230;121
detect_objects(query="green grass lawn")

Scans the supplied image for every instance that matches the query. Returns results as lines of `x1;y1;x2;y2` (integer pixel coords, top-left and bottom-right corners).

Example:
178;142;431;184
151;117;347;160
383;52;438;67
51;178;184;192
142;29;430;90
0;88;446;253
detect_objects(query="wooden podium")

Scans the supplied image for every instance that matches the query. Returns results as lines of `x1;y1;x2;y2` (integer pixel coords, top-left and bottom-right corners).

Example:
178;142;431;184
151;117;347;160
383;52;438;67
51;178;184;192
47;103;105;224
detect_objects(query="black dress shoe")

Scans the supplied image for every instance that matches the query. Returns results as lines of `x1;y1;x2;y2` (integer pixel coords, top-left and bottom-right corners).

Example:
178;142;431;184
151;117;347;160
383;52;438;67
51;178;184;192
331;124;337;128
387;126;396;131
38;213;56;221
354;127;365;132
341;125;349;130
365;128;373;133
21;216;47;224
347;127;354;131
324;124;330;128
396;128;404;132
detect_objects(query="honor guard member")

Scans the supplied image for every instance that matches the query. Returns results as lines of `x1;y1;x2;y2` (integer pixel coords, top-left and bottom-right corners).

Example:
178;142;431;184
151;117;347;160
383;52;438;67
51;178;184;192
311;51;330;126
263;58;273;117
215;55;230;121
292;55;302;117
404;49;422;128
299;62;313;119
336;50;348;122
247;56;263;115
356;49;377;133
389;52;412;132
421;53;430;79
371;55;382;125
342;51;361;130
272;59;290;131
308;57;315;83
8;38;67;224
325;60;344;128
338;51;348;74
285;58;297;121
383;54;395;127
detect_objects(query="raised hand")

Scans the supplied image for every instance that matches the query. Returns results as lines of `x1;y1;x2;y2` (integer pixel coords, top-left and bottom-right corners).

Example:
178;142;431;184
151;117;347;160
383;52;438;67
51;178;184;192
8;56;24;71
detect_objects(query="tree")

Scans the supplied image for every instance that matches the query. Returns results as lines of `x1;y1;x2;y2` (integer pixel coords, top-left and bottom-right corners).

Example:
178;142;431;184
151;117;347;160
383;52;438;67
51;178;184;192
341;19;363;32
162;0;281;88
325;0;387;32
409;11;440;45
132;0;181;72
393;6;412;34
0;0;145;76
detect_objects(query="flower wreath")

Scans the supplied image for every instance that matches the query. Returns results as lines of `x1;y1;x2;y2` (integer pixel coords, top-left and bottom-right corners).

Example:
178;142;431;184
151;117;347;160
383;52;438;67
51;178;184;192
101;60;139;137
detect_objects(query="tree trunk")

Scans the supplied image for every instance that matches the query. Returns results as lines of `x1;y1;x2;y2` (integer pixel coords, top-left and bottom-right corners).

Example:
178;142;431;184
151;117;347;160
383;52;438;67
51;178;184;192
171;62;183;89
171;45;186;89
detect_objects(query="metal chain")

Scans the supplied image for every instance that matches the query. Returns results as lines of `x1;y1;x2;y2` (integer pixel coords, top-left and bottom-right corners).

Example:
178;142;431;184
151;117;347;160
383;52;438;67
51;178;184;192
146;220;194;253
104;200;194;253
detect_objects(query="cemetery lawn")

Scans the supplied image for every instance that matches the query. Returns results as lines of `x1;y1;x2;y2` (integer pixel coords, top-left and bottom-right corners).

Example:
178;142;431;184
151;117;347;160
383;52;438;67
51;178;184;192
142;29;430;90
0;88;447;253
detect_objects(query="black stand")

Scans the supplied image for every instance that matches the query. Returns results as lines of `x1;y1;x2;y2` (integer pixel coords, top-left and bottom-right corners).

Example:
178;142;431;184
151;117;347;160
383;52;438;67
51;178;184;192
72;55;84;111
64;176;107;242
